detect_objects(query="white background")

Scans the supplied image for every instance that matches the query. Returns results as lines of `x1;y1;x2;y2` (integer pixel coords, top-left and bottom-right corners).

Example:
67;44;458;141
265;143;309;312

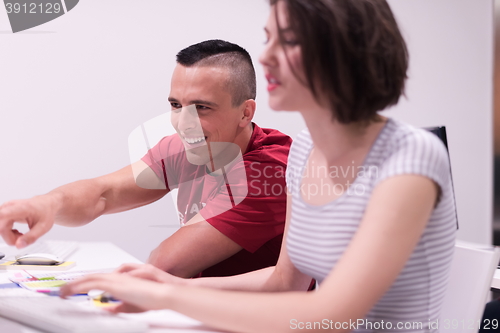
0;0;494;261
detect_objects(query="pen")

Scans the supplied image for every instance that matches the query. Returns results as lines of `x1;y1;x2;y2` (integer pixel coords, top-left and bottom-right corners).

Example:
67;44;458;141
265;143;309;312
22;270;38;281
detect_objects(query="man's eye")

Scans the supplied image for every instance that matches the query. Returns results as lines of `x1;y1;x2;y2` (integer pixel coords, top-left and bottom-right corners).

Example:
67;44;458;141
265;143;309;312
170;103;181;111
196;105;210;111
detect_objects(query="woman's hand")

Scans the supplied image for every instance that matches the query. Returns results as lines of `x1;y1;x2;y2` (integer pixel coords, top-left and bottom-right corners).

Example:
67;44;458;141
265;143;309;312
59;273;172;313
115;263;185;285
59;264;185;313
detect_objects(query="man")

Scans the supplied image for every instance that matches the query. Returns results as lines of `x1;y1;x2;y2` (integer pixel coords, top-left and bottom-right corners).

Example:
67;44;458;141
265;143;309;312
0;40;291;278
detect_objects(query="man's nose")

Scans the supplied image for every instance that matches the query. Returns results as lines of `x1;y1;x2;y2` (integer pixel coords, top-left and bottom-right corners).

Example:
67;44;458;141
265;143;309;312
177;105;201;133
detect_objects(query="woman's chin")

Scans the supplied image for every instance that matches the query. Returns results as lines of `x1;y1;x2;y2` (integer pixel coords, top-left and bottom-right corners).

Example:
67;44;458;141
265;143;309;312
267;98;293;112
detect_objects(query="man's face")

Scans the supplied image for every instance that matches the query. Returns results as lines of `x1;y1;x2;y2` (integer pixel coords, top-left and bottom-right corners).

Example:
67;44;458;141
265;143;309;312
169;64;243;167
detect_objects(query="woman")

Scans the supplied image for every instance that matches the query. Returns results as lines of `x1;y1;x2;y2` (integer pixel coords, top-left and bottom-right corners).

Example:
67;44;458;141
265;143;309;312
61;1;457;332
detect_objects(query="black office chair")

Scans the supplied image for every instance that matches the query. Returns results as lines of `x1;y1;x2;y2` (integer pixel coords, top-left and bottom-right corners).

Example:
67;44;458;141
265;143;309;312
426;126;449;152
425;126;458;229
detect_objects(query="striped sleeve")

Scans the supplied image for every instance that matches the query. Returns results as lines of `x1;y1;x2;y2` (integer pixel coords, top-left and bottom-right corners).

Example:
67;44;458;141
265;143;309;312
374;129;451;194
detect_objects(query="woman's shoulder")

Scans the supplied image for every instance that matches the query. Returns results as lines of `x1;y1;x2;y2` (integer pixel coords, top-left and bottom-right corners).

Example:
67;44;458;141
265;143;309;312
288;128;313;164
374;118;452;187
381;118;449;158
285;129;313;188
294;128;313;146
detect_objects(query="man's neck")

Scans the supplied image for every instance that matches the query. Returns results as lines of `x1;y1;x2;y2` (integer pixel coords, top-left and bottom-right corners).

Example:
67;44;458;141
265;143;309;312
204;123;254;174
235;122;254;155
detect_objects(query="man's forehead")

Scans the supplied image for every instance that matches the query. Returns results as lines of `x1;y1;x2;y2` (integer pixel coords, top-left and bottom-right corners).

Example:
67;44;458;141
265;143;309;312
169;64;231;100
172;64;229;82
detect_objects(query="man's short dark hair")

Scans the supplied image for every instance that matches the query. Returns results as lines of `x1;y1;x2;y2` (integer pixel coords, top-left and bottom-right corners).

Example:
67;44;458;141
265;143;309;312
271;0;409;123
176;40;257;107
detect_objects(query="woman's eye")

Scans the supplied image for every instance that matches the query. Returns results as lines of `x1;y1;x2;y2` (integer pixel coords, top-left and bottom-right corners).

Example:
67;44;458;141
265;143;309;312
280;31;298;46
283;39;298;46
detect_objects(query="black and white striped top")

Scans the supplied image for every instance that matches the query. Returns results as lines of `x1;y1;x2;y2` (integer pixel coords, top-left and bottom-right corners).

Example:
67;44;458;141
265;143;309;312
286;118;457;332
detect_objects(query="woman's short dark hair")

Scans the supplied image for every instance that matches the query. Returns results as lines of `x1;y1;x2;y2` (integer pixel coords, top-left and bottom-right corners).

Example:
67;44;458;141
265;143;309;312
271;0;409;123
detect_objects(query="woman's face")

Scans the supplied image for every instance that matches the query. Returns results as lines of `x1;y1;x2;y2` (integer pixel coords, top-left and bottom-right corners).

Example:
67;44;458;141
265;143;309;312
259;2;318;112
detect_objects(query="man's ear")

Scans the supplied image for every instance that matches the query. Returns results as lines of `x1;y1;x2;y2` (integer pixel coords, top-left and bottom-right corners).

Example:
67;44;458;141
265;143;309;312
239;99;256;127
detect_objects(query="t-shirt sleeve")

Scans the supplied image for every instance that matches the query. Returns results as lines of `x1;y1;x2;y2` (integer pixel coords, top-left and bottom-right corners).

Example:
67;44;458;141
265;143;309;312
375;129;452;196
200;153;288;253
140;135;183;191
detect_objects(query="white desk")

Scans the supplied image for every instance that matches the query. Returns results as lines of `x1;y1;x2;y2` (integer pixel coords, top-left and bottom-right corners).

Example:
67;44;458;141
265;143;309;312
0;241;223;333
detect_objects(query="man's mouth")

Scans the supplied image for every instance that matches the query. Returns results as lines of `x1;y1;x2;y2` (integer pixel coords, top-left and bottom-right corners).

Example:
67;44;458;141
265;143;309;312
182;135;208;148
184;136;206;144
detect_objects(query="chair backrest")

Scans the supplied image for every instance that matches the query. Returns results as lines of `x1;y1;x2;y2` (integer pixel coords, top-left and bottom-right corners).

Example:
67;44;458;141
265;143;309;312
439;241;500;332
425;126;458;229
426;126;449;151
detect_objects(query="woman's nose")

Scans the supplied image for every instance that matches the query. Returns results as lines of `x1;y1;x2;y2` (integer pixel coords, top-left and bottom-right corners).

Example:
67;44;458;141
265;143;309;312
259;40;277;68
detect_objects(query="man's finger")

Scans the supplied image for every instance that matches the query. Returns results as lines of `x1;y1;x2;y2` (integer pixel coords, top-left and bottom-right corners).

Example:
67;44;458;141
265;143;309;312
0;202;26;245
0;228;22;246
0;201;39;247
16;219;53;248
0;201;30;222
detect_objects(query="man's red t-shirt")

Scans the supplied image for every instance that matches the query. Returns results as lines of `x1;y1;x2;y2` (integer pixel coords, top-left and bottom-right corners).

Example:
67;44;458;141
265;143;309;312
142;123;291;277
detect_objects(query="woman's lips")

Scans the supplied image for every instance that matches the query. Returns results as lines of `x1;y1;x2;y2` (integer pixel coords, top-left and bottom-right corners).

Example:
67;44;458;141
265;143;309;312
267;83;279;92
266;74;280;92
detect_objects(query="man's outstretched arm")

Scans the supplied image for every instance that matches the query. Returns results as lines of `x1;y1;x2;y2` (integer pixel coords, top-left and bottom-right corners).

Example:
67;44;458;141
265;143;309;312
0;160;168;248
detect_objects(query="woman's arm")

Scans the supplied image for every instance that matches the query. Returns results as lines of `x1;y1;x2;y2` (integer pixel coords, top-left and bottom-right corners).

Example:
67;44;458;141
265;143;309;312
116;193;312;292
62;175;437;333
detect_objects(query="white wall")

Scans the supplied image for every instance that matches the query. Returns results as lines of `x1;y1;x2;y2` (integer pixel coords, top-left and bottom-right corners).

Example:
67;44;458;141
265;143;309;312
385;0;494;245
0;0;493;261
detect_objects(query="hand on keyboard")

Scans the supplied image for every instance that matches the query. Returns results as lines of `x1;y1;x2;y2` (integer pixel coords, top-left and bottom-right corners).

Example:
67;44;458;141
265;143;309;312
115;263;183;284
60;272;170;313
